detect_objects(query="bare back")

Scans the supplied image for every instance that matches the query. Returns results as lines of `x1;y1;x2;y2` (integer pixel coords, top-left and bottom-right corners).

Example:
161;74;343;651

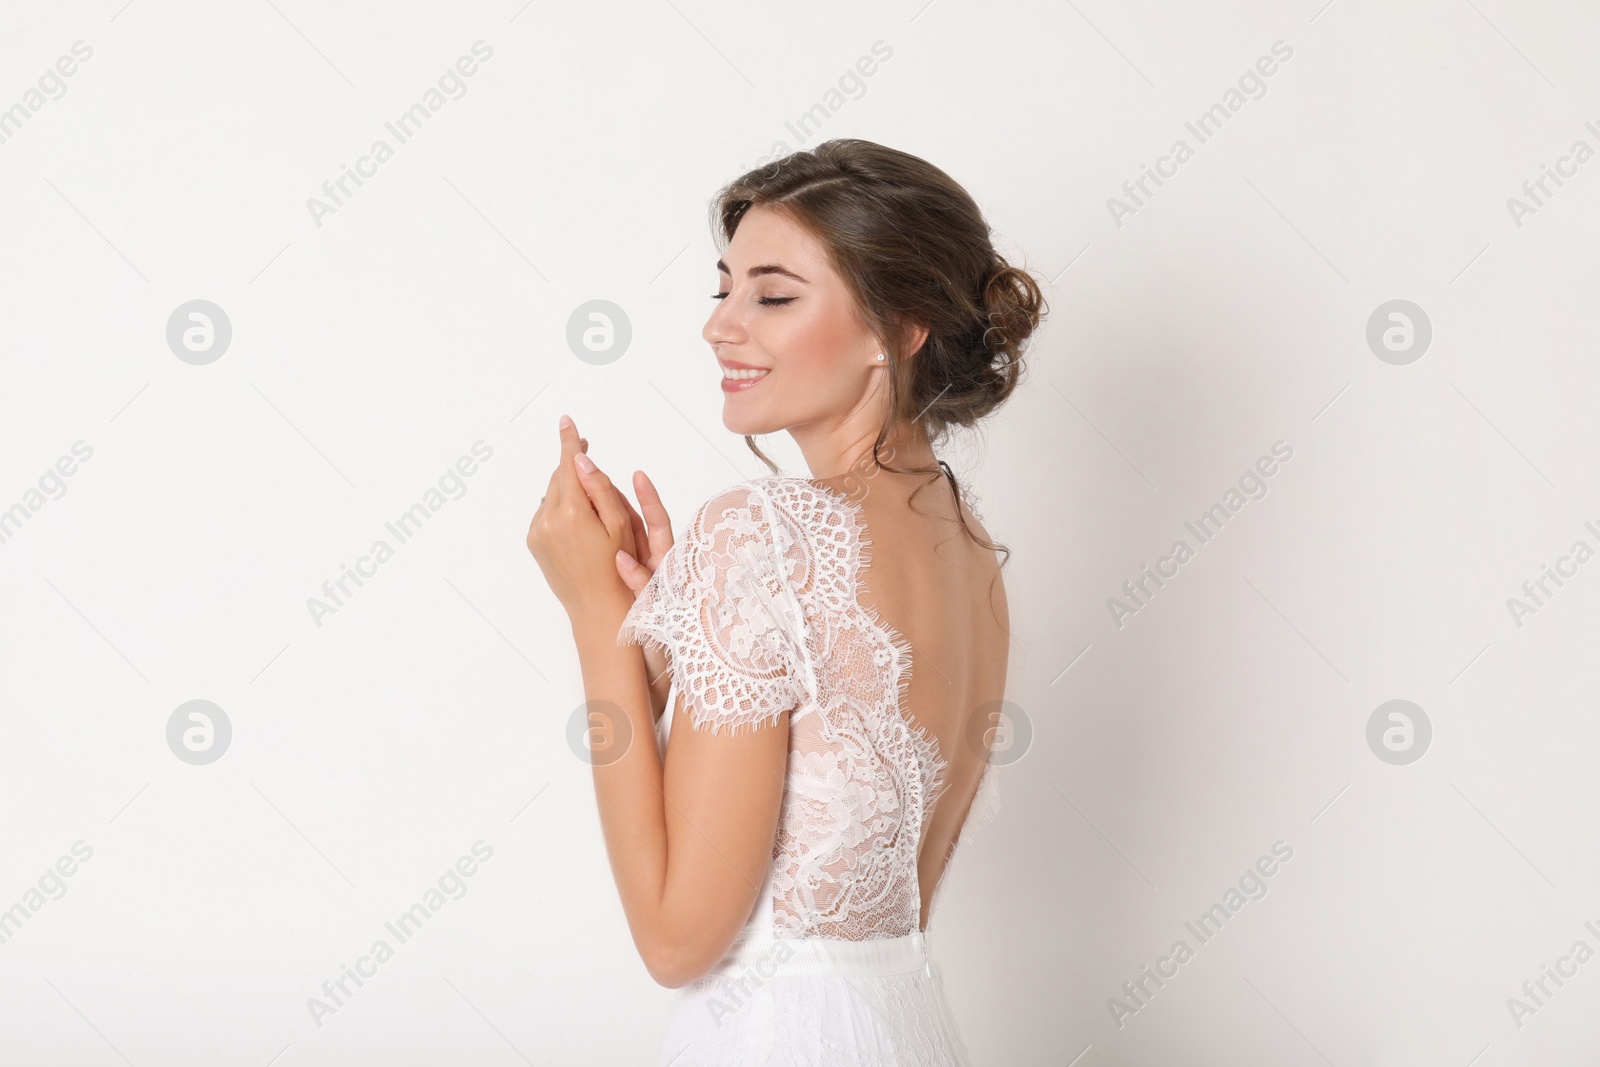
807;468;1010;931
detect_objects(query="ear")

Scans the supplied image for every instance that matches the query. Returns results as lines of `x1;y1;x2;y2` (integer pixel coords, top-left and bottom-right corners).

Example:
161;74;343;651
897;321;930;360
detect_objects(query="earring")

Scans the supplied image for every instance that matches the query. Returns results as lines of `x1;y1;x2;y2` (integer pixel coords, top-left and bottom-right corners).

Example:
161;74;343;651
875;353;885;362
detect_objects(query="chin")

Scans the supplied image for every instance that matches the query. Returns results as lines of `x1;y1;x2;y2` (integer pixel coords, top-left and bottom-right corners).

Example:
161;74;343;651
723;410;780;436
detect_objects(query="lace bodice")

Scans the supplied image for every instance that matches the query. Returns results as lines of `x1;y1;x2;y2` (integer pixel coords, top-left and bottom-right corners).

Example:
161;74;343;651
616;475;999;943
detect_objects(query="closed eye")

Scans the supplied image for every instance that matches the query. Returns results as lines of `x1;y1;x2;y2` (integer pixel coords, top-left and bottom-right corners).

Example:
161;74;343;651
709;293;795;306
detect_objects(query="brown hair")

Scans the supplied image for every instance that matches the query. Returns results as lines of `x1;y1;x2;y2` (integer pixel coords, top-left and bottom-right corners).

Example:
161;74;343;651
710;138;1046;590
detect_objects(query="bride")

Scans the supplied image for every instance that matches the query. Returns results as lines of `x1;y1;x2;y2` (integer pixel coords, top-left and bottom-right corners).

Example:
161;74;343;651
527;138;1044;1065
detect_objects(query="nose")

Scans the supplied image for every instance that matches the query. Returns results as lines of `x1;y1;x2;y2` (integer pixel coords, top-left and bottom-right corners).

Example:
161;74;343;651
702;291;748;351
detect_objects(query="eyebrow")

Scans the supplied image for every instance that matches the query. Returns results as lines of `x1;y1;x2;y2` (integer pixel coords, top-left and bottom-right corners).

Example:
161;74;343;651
715;259;810;284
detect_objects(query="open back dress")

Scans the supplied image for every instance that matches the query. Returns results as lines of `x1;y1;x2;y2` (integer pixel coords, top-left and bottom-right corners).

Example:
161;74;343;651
617;475;1002;1067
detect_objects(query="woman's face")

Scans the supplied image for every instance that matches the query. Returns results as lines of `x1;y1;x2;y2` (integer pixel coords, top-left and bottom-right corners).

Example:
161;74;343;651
703;205;882;436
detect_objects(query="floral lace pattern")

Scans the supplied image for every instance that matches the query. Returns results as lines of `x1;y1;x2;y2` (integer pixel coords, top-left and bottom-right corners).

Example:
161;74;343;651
758;477;949;941
619;477;964;941
617;482;808;738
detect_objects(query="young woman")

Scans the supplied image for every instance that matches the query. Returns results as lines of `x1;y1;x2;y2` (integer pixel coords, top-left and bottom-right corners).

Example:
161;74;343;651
527;139;1044;1065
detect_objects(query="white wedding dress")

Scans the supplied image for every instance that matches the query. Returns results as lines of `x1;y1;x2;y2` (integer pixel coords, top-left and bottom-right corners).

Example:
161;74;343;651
617;475;1001;1066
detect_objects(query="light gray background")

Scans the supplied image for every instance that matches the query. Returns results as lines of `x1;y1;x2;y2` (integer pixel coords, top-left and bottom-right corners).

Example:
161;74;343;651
2;0;1597;1063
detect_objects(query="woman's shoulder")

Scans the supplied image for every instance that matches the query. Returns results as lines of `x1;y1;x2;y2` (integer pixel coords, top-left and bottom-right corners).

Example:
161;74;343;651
625;478;807;634
686;476;796;533
687;475;837;536
738;474;862;526
683;476;855;593
674;478;817;570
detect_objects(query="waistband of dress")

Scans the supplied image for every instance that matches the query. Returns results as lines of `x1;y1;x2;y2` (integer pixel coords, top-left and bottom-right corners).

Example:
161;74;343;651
707;932;930;979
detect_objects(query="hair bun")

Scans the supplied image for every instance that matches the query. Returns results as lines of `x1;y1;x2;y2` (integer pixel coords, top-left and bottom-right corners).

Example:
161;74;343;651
980;261;1045;359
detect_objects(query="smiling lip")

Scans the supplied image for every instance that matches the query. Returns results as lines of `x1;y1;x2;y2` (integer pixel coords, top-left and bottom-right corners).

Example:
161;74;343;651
719;358;771;393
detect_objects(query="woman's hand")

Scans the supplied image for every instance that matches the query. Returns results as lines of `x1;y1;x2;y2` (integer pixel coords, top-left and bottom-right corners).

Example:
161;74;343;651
564;429;675;595
608;468;674;594
560;421;678;712
526;415;637;624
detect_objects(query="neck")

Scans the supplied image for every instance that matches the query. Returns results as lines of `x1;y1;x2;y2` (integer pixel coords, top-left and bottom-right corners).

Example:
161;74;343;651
792;418;938;482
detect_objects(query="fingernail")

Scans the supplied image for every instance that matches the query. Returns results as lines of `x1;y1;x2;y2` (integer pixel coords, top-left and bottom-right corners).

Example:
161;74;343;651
615;550;634;569
559;414;574;430
574;452;596;473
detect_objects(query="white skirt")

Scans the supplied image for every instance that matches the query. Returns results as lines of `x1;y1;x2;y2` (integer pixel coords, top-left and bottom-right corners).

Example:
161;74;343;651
658;932;974;1066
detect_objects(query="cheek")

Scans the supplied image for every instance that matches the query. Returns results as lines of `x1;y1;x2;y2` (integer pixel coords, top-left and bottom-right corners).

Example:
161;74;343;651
764;303;859;379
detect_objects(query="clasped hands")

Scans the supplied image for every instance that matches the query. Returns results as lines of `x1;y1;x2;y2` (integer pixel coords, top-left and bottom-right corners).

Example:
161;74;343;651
525;414;675;630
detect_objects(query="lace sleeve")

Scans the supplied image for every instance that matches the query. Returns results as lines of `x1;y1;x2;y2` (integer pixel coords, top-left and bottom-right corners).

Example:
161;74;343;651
616;482;806;735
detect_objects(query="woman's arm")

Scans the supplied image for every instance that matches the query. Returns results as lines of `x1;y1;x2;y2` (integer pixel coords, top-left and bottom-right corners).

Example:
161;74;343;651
533;423;790;987
531;422;793;991
642;644;671;721
569;594;789;988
